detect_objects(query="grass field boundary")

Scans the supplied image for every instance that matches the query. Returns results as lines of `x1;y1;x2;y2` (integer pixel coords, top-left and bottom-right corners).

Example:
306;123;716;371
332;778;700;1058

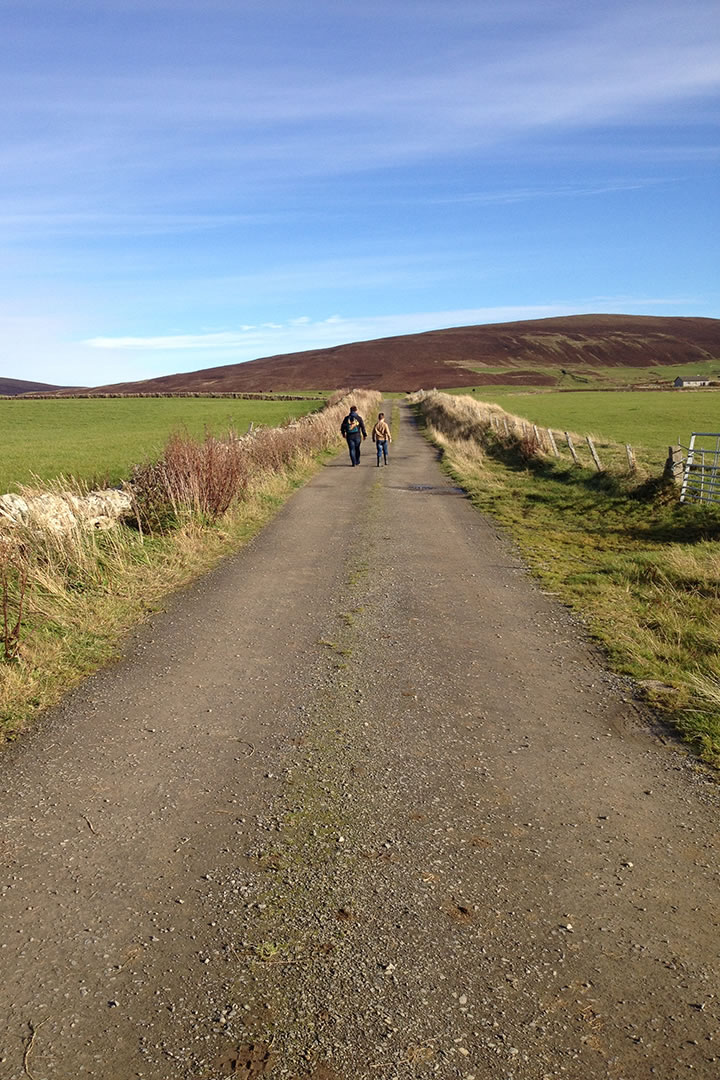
2;391;328;402
0;396;333;494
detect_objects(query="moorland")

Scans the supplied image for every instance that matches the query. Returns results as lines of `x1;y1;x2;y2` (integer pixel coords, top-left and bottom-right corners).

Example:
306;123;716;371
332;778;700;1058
46;313;720;394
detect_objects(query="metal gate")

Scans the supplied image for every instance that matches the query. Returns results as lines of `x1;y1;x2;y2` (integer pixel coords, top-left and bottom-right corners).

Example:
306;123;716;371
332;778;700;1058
679;433;720;504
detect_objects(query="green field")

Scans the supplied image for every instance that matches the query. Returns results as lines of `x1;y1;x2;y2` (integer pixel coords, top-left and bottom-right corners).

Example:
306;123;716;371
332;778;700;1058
449;387;720;464
0;397;323;492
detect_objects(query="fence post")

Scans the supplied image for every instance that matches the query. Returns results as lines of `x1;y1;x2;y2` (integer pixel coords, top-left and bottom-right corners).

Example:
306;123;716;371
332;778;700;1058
586;436;603;472
546;429;559;457
565;432;579;465
502;417;509;436
663;445;683;486
625;444;636;472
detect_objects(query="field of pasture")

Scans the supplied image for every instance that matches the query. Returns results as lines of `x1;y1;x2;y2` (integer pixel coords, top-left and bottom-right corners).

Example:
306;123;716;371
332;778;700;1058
450;387;720;465
0;396;323;492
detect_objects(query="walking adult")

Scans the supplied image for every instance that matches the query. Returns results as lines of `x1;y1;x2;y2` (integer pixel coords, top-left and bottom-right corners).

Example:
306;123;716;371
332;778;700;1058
372;412;392;466
340;405;367;467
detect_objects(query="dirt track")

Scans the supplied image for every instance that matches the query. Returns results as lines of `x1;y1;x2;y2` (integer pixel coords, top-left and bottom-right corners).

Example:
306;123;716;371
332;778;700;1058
1;403;719;1080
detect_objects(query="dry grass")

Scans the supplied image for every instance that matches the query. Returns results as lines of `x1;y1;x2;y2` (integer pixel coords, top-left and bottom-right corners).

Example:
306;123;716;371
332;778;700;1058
0;390;381;739
408;389;640;476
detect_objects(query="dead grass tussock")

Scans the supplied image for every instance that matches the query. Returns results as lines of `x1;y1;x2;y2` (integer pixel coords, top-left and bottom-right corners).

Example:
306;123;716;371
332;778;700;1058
411;388;575;441
662;542;720;588
690;671;720;711
423;421;507;492
0;391;380;737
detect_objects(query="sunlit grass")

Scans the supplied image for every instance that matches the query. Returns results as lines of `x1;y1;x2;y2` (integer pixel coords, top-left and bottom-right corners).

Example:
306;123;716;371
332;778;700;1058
0;390;381;738
0;396;324;492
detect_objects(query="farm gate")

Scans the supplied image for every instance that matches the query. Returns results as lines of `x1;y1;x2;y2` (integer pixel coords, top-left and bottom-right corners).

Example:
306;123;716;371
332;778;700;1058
679;433;720;505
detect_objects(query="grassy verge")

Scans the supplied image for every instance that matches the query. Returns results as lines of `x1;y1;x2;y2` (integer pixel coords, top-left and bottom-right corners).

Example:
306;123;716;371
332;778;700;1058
0;391;381;741
410;391;720;765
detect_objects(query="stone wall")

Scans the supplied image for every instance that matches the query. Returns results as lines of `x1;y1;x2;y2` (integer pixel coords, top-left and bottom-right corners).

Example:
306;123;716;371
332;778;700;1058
0;489;134;533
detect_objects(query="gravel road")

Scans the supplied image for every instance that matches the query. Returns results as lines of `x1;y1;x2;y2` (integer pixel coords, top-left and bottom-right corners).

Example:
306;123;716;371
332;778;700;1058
1;403;718;1080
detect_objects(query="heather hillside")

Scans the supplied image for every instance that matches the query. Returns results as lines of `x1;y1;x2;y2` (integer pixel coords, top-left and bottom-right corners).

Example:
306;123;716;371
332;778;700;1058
0;377;75;396
69;314;720;394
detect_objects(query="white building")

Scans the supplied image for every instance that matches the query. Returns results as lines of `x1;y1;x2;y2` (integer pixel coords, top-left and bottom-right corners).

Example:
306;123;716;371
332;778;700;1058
673;376;713;388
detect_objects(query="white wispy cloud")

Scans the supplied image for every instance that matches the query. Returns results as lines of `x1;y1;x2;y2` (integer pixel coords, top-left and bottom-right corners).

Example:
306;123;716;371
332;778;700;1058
0;210;279;237
1;0;718;201
424;179;675;206
83;298;696;356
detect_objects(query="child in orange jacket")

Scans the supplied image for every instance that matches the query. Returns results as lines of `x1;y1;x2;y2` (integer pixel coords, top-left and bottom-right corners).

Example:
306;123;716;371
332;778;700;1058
372;412;392;466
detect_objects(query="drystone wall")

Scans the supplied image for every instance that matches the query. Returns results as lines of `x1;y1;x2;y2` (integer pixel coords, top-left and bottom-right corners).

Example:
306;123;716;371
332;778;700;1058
0;489;133;533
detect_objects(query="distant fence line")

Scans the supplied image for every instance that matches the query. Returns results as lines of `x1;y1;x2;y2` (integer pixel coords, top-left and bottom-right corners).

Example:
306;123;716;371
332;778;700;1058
485;408;720;503
411;391;719;509
476;406;636;475
0;391;325;402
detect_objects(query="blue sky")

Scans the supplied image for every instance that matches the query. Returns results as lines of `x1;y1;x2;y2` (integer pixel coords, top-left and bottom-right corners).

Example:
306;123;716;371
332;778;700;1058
2;0;718;385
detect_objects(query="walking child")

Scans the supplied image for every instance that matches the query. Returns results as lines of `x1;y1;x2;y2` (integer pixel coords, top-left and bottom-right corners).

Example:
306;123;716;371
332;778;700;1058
372;412;392;466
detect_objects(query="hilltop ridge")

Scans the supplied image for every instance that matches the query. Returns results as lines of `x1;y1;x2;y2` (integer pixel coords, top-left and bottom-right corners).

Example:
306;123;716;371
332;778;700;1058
0;377;77;396
33;314;720;394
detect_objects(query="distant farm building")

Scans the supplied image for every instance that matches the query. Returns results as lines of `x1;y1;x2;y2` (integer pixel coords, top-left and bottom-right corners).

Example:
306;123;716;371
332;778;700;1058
674;376;713;388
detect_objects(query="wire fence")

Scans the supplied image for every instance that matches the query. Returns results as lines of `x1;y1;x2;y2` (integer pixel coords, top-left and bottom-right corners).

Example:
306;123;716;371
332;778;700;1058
478;409;636;474
410;392;720;508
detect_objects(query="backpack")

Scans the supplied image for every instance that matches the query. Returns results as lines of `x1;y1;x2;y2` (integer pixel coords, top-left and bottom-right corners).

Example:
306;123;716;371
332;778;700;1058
346;414;360;435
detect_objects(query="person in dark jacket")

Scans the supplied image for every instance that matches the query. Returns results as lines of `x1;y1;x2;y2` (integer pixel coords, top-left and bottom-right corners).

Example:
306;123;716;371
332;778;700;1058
340;405;367;466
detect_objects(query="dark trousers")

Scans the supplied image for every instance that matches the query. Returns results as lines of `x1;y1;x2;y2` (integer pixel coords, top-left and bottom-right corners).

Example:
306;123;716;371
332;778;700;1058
347;435;362;465
376;439;389;463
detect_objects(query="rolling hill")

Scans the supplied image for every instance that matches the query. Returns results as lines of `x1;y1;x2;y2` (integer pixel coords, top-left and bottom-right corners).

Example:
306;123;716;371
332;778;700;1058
63;314;720;394
0;377;77;396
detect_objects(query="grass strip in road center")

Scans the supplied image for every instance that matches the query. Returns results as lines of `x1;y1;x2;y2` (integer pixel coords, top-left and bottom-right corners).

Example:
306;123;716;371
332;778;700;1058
411;391;720;765
221;541;379;1065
